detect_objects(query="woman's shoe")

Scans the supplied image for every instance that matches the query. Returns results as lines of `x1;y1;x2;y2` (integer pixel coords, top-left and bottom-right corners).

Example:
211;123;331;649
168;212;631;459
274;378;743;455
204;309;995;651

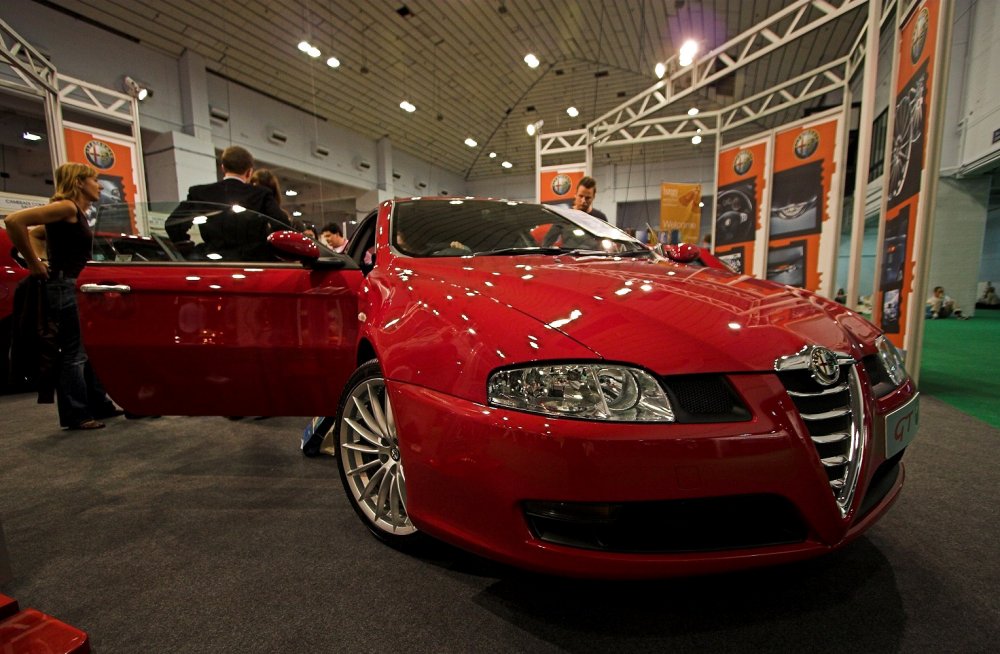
68;419;106;430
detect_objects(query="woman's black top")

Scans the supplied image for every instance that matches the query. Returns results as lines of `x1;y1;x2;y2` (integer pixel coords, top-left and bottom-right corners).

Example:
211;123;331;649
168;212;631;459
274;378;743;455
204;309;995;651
45;204;93;278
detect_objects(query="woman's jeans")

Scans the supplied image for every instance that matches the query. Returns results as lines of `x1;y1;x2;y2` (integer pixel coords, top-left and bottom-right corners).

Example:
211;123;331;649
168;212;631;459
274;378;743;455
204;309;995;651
46;278;112;427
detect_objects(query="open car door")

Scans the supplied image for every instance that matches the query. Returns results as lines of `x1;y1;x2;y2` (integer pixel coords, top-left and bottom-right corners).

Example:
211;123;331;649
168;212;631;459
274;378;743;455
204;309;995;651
77;202;363;417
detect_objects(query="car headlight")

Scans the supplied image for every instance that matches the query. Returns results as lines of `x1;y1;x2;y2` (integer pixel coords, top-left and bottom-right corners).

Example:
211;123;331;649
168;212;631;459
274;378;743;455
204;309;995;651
488;364;675;422
876;336;909;387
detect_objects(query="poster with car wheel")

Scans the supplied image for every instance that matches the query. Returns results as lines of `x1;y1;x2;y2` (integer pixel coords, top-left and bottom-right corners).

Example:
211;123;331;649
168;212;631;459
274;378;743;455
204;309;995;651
63;124;140;234
765;114;842;292
714;137;769;274
873;0;941;347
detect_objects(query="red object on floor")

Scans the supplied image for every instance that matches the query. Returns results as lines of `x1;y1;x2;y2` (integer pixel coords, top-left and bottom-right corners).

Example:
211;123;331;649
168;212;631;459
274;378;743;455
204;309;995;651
0;594;90;653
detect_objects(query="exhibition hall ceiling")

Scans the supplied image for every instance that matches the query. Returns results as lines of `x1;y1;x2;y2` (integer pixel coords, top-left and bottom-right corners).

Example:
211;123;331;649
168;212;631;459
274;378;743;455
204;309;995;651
38;0;865;182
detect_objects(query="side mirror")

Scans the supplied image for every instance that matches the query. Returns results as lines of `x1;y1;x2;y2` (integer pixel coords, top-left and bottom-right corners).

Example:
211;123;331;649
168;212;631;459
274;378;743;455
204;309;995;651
661;243;701;263
268;230;319;261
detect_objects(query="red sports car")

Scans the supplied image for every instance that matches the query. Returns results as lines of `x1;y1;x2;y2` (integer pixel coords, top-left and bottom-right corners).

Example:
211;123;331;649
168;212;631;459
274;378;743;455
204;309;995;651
76;198;918;578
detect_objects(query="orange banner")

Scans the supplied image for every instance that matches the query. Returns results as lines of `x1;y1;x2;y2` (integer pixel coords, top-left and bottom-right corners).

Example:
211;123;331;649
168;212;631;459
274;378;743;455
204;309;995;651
715;140;768;274
766;117;840;292
539;168;585;204
874;0;940;346
63;126;139;234
659;183;701;244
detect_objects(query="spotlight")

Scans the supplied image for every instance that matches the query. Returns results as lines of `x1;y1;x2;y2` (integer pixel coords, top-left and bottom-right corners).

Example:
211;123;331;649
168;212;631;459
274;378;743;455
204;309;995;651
524;53;540;68
297;41;311;53
526;119;544;136
400;100;416;113
679;39;698;67
654;62;667;79
292;210;303;217
122;76;152;101
21;131;43;142
566;106;579;118
326;56;341;68
285;189;298;197
464;137;478;147
687;107;699;116
489;152;497;158
501;161;513;169
691;134;702;145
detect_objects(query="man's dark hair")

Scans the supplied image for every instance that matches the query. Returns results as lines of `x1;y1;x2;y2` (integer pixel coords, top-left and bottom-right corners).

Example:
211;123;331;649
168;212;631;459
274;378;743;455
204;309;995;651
321;222;343;236
221;146;254;175
577;176;597;191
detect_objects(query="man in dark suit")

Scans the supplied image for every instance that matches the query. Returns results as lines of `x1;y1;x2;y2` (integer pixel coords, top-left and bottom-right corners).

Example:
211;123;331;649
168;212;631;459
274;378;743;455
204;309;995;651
166;146;290;261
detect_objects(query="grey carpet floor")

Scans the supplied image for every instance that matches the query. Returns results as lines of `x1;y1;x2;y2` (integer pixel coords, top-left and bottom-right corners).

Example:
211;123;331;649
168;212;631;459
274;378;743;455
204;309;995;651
0;392;997;653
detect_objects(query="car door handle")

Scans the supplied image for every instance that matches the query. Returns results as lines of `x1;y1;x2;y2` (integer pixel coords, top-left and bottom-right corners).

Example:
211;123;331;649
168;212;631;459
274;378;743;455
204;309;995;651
80;283;132;294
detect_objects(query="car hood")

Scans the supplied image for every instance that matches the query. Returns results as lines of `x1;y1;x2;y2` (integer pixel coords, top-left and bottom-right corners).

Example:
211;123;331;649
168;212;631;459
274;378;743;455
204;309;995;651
401;255;871;374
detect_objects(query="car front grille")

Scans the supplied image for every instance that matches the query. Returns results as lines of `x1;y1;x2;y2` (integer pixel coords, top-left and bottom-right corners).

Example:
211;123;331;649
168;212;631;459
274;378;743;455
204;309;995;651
777;363;865;515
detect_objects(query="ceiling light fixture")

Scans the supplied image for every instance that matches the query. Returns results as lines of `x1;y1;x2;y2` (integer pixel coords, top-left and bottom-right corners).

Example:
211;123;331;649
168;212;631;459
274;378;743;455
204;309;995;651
292;210;302;217
326;56;341;68
501;161;513;169
21;131;43;142
566;106;579;118
691;134;703;145
679;39;698;67
687;107;699;116
297;41;311;53
654;62;667;79
524;53;540;69
285;189;298;196
464;137;478;147
308;46;321;58
489;152;497;158
526;119;544;136
400;100;416;113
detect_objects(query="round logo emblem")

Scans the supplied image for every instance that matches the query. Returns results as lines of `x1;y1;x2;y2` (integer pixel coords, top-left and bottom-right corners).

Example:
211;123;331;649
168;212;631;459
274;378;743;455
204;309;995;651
793;129;819;159
551;174;572;196
84;140;115;169
733;149;754;175
910;7;929;64
809;347;841;386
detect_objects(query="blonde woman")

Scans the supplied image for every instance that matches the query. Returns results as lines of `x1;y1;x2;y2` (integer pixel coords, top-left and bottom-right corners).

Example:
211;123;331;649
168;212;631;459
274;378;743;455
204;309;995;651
5;162;119;430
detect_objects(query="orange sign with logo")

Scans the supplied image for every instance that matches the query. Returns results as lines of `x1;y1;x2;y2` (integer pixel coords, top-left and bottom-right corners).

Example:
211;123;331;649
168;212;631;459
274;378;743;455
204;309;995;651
539;168;585;205
874;0;940;347
715;139;768;274
63;125;139;234
766;117;839;292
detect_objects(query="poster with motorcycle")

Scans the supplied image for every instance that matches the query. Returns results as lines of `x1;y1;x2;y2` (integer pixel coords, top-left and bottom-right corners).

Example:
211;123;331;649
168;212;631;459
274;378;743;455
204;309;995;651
64;124;141;234
714;137;769;274
873;0;940;347
765;113;842;293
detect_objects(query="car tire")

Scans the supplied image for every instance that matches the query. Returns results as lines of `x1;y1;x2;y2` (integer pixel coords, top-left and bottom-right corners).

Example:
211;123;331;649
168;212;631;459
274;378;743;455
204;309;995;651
336;359;421;544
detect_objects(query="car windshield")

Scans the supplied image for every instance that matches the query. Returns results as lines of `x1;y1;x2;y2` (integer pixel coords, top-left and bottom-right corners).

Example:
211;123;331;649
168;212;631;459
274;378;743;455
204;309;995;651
391;199;650;258
88;201;333;263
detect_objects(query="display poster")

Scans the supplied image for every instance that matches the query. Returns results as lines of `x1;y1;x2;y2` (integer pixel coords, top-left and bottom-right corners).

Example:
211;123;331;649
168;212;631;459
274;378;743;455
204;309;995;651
538;166;585;205
714;139;769;274
659;183;701;245
0;192;47;216
766;116;840;291
873;0;940;347
63;124;140;234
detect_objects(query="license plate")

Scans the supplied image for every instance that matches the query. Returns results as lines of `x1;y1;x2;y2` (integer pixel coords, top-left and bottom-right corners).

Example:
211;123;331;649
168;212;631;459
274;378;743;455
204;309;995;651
884;392;919;458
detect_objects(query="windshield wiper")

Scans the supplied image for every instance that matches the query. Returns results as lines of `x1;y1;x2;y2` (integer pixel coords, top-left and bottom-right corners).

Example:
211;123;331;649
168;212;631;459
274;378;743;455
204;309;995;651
472;246;569;256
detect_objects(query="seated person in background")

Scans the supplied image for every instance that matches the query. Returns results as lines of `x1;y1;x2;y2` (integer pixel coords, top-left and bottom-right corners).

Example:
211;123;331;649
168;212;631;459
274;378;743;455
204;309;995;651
926;286;965;319
979;282;999;307
834;288;847;304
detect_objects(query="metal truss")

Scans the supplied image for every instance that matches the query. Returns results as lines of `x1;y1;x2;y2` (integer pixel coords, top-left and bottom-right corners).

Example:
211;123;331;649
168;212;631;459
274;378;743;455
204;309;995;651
0;18;57;96
719;57;848;134
848;0;898;78
57;74;138;124
538;128;589;156
592;114;720;147
587;0;866;145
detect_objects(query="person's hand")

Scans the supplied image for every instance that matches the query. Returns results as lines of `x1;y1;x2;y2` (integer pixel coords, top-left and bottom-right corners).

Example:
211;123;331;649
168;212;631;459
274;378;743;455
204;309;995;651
28;258;49;280
450;241;470;251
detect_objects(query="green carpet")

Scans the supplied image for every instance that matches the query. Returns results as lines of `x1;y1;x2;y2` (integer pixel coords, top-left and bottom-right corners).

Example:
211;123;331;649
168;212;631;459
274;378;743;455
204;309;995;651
919;309;1000;429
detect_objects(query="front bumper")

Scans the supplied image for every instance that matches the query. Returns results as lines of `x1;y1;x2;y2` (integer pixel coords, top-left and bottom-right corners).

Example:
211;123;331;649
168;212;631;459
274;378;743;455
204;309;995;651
389;372;912;579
